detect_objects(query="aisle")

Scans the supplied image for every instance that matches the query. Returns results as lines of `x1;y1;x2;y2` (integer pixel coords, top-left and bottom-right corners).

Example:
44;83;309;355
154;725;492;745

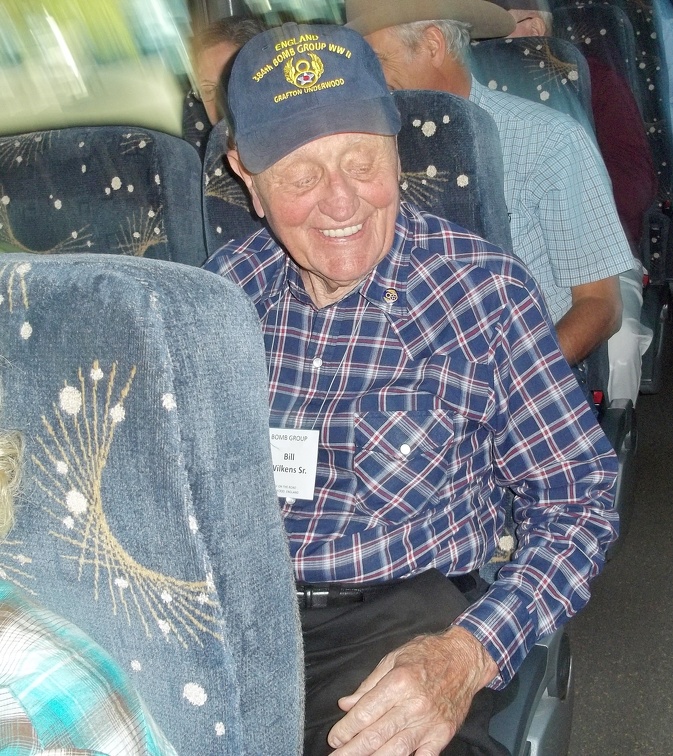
568;338;673;755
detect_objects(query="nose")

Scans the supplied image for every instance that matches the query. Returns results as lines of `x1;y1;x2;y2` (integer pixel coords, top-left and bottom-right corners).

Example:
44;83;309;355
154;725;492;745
318;170;358;221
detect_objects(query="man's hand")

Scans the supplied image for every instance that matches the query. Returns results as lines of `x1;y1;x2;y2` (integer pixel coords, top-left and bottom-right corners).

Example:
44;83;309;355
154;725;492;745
327;626;498;756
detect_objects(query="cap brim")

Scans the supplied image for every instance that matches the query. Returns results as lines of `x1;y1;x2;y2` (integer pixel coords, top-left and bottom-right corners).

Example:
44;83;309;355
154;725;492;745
345;0;516;39
236;96;402;174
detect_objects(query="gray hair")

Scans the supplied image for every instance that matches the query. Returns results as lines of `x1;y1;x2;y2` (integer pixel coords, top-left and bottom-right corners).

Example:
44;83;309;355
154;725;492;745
538;10;554;34
0;428;21;541
392;19;472;65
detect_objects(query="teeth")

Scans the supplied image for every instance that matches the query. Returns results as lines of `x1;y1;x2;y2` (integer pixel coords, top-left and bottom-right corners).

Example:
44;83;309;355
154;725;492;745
321;224;362;238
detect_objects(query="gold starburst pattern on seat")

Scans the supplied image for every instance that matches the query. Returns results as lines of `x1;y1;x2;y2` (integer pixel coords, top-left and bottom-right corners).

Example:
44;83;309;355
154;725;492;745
120;131;154;155
204;156;250;209
0;188;91;255
116;207;167;256
0;132;52;170
400;168;450;208
31;361;222;648
516;39;580;87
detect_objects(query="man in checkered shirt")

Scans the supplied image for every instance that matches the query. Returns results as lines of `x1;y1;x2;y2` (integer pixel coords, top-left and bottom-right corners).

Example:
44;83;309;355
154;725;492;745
205;19;618;756
348;0;637;405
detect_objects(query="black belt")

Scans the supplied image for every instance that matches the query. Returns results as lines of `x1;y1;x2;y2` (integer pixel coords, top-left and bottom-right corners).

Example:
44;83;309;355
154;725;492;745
296;572;480;609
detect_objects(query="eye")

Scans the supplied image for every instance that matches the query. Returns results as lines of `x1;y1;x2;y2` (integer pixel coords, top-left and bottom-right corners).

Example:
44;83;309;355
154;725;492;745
292;174;319;189
344;156;377;178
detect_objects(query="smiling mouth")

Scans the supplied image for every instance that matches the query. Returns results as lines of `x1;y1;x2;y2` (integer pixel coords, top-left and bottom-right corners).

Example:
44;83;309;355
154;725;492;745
320;223;363;238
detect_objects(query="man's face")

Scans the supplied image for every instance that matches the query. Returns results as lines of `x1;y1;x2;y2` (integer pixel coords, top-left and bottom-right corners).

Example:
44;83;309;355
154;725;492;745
506;10;546;37
234;133;400;304
364;27;445;91
196;41;239;124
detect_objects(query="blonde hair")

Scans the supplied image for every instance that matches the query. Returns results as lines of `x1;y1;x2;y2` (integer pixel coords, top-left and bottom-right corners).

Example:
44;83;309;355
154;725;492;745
0;429;22;540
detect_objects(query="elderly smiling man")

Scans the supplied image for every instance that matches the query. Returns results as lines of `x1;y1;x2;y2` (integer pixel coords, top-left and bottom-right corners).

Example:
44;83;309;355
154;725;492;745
204;21;618;756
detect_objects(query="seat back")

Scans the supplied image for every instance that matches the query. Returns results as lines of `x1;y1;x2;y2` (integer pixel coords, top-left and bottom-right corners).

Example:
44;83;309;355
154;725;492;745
393;89;513;254
0;126;207;266
553;3;643;111
182;90;213;163
550;0;672;203
202;119;264;253
470;36;595;134
0;253;303;755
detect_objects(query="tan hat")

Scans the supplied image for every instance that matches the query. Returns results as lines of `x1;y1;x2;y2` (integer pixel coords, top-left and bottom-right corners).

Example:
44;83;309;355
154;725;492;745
345;0;516;39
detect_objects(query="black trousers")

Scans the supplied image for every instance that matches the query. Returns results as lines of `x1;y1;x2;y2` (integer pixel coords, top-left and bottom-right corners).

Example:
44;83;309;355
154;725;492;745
301;569;510;756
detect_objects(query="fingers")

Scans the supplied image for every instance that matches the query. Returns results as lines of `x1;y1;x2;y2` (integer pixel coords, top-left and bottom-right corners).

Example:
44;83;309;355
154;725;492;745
325;629;497;756
337;655;397;713
329;699;452;756
328;667;455;755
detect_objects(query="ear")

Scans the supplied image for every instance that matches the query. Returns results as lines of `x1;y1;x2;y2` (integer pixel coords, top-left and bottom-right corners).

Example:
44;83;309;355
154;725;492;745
227;149;266;218
423;25;447;69
528;14;548;36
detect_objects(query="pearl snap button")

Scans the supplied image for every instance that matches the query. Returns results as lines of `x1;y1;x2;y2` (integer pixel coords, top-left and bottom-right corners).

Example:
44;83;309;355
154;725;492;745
286;497;296;505
312;357;323;368
400;443;411;456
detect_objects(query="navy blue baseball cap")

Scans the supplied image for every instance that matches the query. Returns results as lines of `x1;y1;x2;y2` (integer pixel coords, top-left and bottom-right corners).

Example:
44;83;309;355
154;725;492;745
227;22;402;174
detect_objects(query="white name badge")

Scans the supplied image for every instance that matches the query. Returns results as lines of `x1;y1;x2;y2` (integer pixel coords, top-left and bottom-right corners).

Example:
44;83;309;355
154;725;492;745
268;428;319;500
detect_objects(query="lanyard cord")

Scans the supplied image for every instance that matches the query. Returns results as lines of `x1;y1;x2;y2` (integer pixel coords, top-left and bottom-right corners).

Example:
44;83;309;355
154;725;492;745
265;274;369;431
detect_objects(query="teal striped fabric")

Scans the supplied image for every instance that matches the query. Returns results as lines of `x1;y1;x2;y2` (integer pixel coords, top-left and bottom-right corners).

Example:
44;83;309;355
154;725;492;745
0;581;176;755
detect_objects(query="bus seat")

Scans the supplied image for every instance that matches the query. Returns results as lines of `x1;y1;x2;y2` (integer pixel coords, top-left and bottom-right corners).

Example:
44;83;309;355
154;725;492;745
0;252;303;755
392;88;572;756
553;3;644;113
550;0;673;206
489;629;574;756
551;3;671;397
470;36;595;135
182;89;212;162
393;89;513;255
639;207;671;394
202;119;264;253
0;126;207;266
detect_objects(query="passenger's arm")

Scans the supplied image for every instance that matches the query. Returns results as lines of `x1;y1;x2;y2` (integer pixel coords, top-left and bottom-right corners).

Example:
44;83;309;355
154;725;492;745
328;626;498;756
555;275;622;366
454;273;619;688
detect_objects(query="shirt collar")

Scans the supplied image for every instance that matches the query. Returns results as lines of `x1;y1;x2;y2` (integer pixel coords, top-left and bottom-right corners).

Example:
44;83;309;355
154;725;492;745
467;75;485;107
359;204;413;317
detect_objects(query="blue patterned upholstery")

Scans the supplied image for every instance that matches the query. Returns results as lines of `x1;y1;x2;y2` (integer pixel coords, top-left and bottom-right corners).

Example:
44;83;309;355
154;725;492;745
554;3;643;109
470;37;595;134
551;0;673;202
0;253;304;755
395;90;513;253
182;90;213;162
203;120;264;253
0;127;207;266
617;0;672;201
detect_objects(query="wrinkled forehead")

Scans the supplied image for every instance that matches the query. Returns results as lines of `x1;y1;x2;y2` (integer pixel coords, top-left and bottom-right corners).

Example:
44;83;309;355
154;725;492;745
261;131;400;174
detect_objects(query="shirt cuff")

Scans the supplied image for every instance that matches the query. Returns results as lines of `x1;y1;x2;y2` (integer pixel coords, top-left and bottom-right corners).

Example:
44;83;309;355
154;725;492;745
451;584;537;690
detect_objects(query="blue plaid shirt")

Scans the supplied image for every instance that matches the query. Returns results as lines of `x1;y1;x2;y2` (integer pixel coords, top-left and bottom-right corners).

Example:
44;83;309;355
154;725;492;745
204;202;618;686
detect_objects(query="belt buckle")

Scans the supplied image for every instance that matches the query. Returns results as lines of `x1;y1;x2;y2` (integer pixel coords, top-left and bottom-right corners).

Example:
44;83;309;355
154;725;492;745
297;586;330;609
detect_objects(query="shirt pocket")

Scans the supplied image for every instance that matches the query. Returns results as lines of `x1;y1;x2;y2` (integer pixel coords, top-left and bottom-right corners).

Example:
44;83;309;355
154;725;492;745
353;410;454;525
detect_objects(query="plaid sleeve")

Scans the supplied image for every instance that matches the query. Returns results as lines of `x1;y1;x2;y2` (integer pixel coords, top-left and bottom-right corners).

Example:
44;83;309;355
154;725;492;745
452;276;619;687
